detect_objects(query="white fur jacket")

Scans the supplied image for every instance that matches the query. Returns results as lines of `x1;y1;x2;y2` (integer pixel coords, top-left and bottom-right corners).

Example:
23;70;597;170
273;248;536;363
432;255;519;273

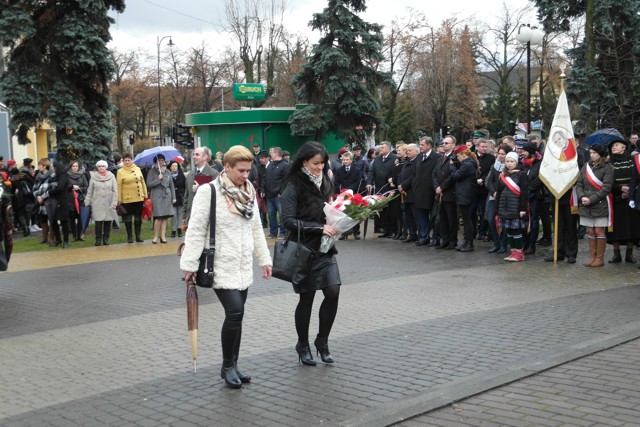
180;180;272;290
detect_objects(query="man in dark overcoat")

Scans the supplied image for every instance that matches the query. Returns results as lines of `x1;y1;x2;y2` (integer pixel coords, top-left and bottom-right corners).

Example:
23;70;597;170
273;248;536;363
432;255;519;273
334;151;364;239
433;136;458;249
367;141;398;237
398;143;419;242
413;137;441;246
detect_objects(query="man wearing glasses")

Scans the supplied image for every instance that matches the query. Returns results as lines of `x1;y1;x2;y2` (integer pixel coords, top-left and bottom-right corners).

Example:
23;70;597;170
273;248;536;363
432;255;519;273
433;136;458;250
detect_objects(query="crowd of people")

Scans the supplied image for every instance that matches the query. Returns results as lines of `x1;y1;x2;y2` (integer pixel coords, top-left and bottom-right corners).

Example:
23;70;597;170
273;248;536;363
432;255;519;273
0;151;194;248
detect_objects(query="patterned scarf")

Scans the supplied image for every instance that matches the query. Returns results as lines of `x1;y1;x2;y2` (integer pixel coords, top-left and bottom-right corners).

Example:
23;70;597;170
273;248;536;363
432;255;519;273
217;171;254;219
302;166;322;189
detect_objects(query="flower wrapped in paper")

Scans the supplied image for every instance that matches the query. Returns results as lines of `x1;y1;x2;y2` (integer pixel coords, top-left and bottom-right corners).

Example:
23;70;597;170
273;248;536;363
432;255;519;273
319;189;398;253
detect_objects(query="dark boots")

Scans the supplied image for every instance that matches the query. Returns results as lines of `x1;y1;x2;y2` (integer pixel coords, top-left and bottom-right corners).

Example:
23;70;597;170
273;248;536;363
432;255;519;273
134;219;144;242
95;221;103;246
313;336;334;363
295;341;316;366
40;221;49;244
102;222;111;245
626;248;636;263
125;221;133;243
220;360;242;389
609;249;622;263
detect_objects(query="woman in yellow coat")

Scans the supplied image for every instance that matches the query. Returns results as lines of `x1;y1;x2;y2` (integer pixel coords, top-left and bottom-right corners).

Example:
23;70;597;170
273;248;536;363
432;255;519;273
117;153;148;243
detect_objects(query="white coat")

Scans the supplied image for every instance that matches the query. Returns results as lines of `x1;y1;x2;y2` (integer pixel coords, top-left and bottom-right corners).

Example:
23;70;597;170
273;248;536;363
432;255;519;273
180;179;272;290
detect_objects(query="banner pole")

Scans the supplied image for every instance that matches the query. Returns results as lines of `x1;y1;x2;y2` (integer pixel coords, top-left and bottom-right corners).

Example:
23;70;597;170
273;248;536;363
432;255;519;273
553;198;559;264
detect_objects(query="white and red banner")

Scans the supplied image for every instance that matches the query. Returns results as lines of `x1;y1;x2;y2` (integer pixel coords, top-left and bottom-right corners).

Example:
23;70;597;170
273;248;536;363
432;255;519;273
540;91;579;198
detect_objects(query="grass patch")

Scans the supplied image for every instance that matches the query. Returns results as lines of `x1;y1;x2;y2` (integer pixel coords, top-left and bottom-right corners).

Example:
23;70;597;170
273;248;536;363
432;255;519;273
11;221;171;253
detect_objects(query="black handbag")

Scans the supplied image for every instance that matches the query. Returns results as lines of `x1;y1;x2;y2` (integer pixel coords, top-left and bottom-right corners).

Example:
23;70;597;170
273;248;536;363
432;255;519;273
195;183;216;288
272;221;316;286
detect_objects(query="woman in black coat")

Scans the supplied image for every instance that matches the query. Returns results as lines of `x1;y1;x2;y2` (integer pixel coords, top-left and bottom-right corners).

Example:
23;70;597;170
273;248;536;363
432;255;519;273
388;143;407;239
67;160;89;241
281;141;340;366
47;161;71;247
605;140;640;263
450;146;479;251
168;161;186;238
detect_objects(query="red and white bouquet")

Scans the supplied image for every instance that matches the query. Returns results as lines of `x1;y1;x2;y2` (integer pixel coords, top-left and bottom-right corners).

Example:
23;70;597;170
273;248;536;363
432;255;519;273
320;189;398;252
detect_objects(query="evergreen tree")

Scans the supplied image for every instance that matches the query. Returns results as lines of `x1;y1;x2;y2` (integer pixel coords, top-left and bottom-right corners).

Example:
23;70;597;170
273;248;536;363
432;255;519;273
289;0;394;144
534;0;640;134
0;0;125;165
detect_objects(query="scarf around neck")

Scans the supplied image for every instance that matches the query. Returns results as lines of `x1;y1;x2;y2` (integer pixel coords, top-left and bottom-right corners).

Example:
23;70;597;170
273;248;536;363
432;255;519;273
302;166;322;189
217;171;254;219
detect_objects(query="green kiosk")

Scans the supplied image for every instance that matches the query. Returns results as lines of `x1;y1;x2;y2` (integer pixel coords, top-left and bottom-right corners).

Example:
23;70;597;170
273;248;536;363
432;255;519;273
184;83;344;155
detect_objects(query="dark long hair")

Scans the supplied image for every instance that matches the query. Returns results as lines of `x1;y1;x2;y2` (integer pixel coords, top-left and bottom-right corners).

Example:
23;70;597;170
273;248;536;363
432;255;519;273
285;141;330;183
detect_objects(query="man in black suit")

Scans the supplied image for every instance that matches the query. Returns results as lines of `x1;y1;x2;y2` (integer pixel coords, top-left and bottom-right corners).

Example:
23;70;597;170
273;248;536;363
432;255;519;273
433;136;458;249
398;143;419;242
334;151;364;239
366;141;398;237
413;137;441;246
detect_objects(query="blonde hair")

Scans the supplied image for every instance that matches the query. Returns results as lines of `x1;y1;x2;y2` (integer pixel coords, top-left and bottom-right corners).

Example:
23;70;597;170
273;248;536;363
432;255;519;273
223;145;254;167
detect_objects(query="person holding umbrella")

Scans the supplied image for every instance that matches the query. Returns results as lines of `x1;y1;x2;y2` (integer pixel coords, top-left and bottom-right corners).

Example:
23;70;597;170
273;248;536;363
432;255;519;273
180;145;272;389
146;154;176;244
67;161;89;242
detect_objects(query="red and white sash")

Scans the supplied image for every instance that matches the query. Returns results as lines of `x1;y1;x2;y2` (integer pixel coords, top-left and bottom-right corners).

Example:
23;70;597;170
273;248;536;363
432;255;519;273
585;163;613;227
500;173;521;196
569;187;579;214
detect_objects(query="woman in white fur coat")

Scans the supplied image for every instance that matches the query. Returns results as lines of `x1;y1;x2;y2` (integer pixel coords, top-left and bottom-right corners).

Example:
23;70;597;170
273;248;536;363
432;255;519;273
180;145;272;389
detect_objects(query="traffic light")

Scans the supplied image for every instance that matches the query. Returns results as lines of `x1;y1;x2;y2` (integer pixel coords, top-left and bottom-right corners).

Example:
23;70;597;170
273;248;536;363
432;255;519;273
171;123;193;145
128;133;136;144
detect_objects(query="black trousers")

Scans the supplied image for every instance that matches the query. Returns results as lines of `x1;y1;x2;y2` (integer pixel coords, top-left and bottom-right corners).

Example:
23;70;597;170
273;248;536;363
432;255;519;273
556;204;579;257
214;289;248;363
458;204;474;243
439;201;458;245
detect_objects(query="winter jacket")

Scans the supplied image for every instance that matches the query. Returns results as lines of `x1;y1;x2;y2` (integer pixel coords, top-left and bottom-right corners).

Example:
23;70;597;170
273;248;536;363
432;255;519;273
398;157;417;203
450;157;478;206
179;180;271;290
496;170;529;220
523;152;544;200
146;165;176;218
575;161;614;219
281;169;336;254
334;165;364;194
432;152;456;203
117;164;147;205
85;171;118;221
413;150;440;210
264;159;289;197
367;153;398;193
46;171;70;221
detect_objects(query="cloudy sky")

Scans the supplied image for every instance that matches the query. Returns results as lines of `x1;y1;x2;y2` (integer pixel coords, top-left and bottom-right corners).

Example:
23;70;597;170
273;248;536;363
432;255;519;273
108;0;536;58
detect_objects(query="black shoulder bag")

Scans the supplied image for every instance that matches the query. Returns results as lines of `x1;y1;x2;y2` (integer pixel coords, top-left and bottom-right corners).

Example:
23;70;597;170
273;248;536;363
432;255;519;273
195;183;216;288
272;220;316;286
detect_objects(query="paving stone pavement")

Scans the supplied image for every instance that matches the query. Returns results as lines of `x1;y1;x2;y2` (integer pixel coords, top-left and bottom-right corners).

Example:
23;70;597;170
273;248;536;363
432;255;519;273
1;237;640;426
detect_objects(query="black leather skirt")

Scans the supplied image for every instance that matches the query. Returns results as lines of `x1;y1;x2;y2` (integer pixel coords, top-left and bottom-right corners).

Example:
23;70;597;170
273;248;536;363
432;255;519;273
293;252;341;294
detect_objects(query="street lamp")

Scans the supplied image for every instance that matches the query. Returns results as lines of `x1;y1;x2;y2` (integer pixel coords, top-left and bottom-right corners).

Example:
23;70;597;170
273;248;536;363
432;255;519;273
516;24;544;135
157;35;174;145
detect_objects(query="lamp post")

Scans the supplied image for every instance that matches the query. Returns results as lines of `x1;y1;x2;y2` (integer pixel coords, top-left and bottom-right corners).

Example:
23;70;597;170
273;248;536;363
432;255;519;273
157;35;174;145
516;24;544;135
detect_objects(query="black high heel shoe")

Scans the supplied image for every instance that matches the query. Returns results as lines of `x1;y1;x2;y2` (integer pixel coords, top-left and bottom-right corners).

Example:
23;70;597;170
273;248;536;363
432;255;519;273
220;364;242;389
295;341;316;366
313;336;334;363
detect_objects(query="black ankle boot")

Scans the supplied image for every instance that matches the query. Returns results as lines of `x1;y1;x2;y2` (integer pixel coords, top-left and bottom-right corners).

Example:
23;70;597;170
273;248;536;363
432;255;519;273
171;230;176;238
295;341;316;366
220;362;242;388
313;336;334;363
177;229;182;238
234;359;251;383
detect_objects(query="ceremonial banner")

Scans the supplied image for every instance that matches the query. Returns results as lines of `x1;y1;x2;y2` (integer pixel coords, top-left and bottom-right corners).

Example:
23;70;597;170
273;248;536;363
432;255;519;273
540;91;579;198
